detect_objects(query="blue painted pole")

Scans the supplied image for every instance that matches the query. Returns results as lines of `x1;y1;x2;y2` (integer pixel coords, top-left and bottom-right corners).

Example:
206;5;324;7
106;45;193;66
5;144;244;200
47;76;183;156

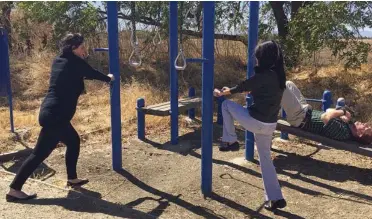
280;109;289;140
188;87;195;119
170;2;179;145
107;1;122;171
137;98;145;140
217;96;225;125
245;1;259;161
322;90;332;112
201;1;215;197
336;97;345;109
1;29;14;133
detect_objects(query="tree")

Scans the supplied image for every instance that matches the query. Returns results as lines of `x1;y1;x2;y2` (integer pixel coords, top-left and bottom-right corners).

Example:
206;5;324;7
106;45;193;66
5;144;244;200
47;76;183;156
13;1;372;68
0;1;13;49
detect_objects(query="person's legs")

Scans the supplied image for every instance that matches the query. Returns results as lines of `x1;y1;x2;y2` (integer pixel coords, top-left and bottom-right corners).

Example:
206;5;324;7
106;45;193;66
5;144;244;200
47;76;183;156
60;123;80;180
8;126;60;199
285;81;307;105
221;100;242;144
222;100;271;137
255;133;283;201
282;81;310;127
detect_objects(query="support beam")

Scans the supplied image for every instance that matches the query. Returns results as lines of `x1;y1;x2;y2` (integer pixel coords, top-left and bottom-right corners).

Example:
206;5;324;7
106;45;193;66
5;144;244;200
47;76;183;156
245;2;260;161
107;1;122;171
201;1;215;196
169;2;179;145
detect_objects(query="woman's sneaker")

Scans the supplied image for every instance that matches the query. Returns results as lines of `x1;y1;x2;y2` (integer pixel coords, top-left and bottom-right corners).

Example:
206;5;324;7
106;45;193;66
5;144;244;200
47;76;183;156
219;142;240;152
264;199;287;211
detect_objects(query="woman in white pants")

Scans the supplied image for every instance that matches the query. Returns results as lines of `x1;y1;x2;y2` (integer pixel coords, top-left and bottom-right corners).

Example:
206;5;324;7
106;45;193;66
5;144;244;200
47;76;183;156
214;41;286;210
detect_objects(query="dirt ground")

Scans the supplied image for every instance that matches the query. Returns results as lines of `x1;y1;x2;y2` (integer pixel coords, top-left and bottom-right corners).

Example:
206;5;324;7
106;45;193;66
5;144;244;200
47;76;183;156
1;122;372;219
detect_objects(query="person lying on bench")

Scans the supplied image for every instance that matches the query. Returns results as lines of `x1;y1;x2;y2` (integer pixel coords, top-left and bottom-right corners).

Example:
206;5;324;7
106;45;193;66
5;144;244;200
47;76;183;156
281;81;372;145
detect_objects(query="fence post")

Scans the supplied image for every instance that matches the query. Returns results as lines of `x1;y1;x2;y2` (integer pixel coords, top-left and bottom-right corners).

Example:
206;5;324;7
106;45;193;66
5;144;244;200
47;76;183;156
336;97;345;109
322;90;333;112
137;98;145;140
217;96;225;125
280;109;289;140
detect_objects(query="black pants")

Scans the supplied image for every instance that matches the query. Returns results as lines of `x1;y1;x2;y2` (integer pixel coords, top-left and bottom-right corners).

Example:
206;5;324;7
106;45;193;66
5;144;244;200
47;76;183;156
9;122;80;190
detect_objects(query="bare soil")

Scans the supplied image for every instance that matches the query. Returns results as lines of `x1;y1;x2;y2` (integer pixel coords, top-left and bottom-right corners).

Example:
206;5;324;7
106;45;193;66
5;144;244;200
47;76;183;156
1;122;372;219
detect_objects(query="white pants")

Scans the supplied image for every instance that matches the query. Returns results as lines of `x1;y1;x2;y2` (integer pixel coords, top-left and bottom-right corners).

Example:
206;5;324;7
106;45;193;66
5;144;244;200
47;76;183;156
281;81;311;127
222;100;283;201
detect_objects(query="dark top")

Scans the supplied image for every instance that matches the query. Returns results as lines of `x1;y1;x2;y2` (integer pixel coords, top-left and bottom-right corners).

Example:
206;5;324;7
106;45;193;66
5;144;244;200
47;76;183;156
39;52;111;127
303;110;352;141
230;67;284;123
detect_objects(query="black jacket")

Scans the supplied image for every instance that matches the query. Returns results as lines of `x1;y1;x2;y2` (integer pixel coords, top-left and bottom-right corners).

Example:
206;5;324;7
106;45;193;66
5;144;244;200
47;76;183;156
230;67;284;123
39;52;111;127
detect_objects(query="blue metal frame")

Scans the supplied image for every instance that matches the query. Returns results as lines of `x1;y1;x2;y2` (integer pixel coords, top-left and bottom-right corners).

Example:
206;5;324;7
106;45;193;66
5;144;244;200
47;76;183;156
0;28;14;133
107;2;122;170
201;1;215;196
137;98;145;140
186;58;208;63
245;2;259;161
188;87;196;119
170;2;179;145
94;48;109;52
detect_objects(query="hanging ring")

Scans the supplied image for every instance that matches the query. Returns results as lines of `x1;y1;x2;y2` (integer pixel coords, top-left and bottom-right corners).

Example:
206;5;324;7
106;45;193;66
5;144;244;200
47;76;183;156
152;28;162;46
174;48;187;71
129;45;142;67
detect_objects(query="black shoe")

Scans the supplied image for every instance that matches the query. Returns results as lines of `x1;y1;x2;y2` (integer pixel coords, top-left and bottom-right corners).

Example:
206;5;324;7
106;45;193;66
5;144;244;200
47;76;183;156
6;193;37;202
219;142;240;152
264;199;287;211
67;179;89;187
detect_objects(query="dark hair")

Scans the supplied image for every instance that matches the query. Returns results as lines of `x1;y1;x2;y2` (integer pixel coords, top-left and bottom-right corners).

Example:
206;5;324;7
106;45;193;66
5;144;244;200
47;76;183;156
60;33;84;54
255;40;286;90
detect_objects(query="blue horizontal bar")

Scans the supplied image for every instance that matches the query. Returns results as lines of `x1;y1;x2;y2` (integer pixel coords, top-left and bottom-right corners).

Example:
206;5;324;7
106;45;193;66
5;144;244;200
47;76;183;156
305;98;325;103
186;58;208;63
94;48;109;52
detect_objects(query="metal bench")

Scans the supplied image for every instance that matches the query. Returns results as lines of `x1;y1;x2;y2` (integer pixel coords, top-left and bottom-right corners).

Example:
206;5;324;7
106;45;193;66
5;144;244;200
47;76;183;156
138;97;202;116
276;120;372;157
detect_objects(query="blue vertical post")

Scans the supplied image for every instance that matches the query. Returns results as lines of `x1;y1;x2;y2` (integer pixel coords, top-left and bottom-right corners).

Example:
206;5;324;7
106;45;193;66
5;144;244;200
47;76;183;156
188;87;195;119
322;90;332;112
217;96;225;125
107;1;122;171
245;1;259;161
0;28;14;133
201;1;215;196
169;2;179;145
336;97;345;109
137;98;145;140
280;109;289;140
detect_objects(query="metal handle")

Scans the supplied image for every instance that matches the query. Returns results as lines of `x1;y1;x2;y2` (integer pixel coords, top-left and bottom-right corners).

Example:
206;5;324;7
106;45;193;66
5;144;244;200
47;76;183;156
129;30;141;67
152;28;162;46
129;46;142;67
130;30;139;48
174;48;187;70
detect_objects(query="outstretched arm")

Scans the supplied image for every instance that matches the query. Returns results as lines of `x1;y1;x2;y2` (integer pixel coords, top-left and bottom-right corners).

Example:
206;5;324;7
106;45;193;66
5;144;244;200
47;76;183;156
213;75;258;97
80;60;112;82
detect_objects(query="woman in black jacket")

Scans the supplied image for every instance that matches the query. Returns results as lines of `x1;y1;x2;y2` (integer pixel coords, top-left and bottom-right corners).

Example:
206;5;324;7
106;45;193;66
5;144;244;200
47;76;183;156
214;41;287;211
6;33;114;201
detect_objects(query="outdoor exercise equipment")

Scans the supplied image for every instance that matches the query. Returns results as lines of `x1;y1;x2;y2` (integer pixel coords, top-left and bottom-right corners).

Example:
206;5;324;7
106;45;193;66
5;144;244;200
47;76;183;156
129;2;142;67
136;1;215;146
106;1;261;195
152;2;162;46
0;28;14;133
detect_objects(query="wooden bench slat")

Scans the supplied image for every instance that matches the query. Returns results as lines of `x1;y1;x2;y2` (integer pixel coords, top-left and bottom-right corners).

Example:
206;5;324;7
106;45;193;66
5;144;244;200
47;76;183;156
276;120;372;157
139;97;202;117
